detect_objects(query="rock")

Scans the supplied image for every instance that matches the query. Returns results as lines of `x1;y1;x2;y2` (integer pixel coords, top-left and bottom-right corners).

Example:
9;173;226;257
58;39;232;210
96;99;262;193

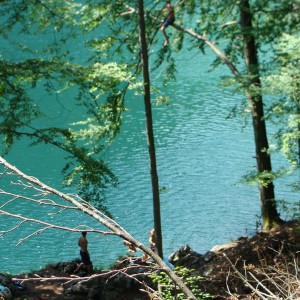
169;244;192;262
65;281;89;295
203;251;216;263
210;242;238;252
0;274;14;297
63;261;78;274
13;281;27;291
0;275;10;287
169;244;205;269
52;262;65;269
0;285;12;300
87;286;102;300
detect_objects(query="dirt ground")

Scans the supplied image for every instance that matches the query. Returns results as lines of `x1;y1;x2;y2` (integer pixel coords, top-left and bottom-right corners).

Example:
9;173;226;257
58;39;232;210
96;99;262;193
194;221;300;299
11;221;300;300
13;267;73;300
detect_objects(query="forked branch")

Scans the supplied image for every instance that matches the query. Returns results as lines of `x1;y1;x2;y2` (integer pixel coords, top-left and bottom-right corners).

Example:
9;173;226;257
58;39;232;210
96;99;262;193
0;156;198;300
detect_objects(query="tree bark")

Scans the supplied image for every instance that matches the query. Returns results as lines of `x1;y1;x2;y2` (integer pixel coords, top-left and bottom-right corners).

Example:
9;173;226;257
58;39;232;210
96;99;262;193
171;23;240;76
170;7;281;229
239;0;281;229
137;0;163;258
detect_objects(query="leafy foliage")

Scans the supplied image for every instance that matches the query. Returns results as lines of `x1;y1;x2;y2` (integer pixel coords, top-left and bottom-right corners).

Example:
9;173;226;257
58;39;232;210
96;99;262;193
277;199;300;220
0;0;184;213
150;266;212;300
189;1;300;200
0;1;137;213
1;0;300;217
263;35;300;187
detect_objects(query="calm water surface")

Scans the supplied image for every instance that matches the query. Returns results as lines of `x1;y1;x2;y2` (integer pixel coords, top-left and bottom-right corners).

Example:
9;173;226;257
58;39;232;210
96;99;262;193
1;42;294;274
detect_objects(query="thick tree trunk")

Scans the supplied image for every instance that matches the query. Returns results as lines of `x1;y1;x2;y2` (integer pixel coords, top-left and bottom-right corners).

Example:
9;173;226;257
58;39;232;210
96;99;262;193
137;0;163;257
239;0;281;229
171;18;281;229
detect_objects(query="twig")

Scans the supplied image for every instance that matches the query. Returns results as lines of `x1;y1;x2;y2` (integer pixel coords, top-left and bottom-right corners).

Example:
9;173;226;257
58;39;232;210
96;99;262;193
0;209;114;244
0;156;198;300
0;167;9;179
248;271;277;299
219;20;238;29
223;253;270;300
0;190;77;211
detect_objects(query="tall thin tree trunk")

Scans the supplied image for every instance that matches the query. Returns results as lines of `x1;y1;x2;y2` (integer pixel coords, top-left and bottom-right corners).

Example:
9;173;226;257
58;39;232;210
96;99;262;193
137;0;163;257
239;0;281;229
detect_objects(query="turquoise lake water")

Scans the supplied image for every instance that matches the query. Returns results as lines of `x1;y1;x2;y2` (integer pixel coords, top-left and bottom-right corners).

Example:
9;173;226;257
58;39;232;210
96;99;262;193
1;27;297;274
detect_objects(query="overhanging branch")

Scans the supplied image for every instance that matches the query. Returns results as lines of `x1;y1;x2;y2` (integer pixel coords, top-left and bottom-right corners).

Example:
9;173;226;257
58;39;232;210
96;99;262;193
171;23;240;76
0;156;198;299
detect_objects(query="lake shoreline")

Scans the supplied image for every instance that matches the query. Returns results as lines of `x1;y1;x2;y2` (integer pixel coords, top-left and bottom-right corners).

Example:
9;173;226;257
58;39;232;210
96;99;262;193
4;221;299;300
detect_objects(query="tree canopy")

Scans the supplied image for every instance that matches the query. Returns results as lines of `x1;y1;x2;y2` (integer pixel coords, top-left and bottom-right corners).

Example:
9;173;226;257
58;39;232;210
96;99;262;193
1;0;300;225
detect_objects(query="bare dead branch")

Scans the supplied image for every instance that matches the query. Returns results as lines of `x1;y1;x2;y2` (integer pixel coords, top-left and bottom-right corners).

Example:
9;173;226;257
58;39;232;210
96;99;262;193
0;167;9;179
0;209;114;244
247;271;277;299
120;3;136;15
0;219;27;236
13;264;158;286
224;252;300;300
0;190;77;211
220;20;238;29
121;2;240;78
223;254;270;300
0;156;198;300
0;192;22;209
171;23;240;76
